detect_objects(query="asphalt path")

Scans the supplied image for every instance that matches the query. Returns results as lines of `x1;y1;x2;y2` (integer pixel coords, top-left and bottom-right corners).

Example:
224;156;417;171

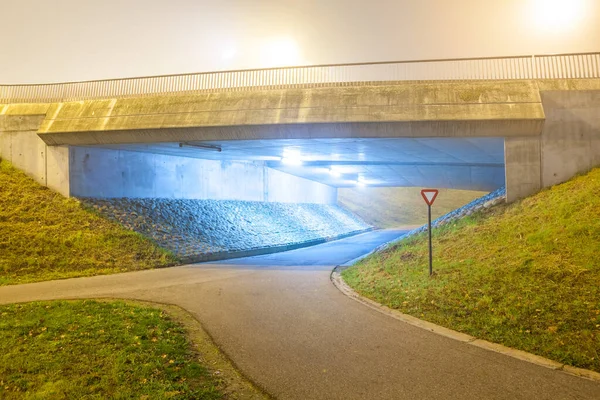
209;228;406;269
1;229;599;399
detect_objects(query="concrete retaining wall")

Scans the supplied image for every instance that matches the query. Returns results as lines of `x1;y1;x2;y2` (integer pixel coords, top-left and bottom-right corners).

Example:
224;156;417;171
69;147;337;204
540;90;600;188
0;111;70;196
505;89;600;202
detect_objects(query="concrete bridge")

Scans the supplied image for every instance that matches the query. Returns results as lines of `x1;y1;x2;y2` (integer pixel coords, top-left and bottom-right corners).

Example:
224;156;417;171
1;52;599;203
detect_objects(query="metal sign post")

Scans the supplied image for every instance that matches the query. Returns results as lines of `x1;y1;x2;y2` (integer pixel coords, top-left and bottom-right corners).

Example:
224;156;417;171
420;189;439;276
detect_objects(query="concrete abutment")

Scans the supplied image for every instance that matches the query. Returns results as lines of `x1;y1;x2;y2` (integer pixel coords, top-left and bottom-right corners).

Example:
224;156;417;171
504;89;600;202
504;137;542;203
540;90;600;189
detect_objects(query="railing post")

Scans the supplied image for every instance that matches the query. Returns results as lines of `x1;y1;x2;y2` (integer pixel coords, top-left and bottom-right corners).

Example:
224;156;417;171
0;52;599;103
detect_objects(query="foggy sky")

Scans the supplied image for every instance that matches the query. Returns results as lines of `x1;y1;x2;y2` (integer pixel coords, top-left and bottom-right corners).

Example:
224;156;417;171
1;0;599;84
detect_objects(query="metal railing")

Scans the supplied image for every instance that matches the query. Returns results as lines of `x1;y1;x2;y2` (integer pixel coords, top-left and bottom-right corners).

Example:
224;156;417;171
1;52;599;104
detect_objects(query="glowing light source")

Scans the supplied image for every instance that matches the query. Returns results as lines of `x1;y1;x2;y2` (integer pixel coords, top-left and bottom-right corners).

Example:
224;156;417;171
530;0;587;32
282;157;303;166
329;165;358;174
259;37;301;67
281;149;303;166
222;47;237;61
356;177;368;187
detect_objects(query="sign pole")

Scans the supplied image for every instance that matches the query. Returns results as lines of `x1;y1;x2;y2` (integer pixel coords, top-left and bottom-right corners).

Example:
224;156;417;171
428;204;433;276
420;189;438;277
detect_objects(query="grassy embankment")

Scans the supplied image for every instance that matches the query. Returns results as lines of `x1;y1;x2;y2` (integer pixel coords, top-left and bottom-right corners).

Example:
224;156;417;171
338;187;486;228
0;159;178;285
342;168;600;372
0;301;226;399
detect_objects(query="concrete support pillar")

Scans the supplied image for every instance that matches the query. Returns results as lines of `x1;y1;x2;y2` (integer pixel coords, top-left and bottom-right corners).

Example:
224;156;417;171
504;137;542;202
46;146;70;197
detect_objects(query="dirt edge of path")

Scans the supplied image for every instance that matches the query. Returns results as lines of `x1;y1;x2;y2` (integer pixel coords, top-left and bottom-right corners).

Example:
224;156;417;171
105;299;273;400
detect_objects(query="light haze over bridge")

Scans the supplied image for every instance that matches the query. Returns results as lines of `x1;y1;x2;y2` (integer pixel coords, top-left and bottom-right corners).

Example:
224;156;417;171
1;52;599;203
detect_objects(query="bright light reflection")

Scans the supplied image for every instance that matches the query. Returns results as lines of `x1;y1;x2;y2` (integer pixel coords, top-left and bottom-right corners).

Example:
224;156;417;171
530;0;588;32
260;37;301;67
221;47;237;61
281;157;303;166
281;149;303;166
329;168;341;178
330;165;358;174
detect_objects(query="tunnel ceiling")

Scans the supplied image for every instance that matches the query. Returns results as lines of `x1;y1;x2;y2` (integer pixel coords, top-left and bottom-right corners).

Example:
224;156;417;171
92;137;505;191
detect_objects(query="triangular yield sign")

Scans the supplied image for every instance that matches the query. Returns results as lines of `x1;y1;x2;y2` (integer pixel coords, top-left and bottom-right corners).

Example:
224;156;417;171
421;189;439;206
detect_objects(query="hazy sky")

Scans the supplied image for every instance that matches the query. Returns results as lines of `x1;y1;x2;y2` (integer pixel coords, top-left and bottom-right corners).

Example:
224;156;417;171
1;0;599;83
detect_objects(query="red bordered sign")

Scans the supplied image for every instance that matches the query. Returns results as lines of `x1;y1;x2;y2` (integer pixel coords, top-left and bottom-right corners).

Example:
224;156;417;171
421;189;439;206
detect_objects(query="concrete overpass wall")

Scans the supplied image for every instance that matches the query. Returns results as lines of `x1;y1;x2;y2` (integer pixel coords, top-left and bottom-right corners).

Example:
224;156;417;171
34;80;546;146
0;104;70;196
69;146;336;203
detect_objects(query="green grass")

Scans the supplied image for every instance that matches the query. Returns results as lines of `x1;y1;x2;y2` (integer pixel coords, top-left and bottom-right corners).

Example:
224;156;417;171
0;159;178;285
0;300;224;399
342;168;600;372
338;187;486;228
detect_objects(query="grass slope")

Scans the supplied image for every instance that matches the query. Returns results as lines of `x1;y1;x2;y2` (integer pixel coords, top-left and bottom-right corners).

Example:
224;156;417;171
0;301;223;399
342;168;600;372
0;159;178;285
338;187;486;228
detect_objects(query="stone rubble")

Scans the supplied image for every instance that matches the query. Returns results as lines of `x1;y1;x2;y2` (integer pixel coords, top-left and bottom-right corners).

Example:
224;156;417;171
81;198;371;262
401;187;507;240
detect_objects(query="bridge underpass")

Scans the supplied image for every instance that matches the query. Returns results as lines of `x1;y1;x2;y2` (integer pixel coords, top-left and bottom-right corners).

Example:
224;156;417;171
89;137;505;192
1;52;599;260
34;134;500;264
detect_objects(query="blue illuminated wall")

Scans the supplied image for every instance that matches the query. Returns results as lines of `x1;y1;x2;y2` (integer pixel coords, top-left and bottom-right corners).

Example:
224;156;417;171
68;147;337;204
